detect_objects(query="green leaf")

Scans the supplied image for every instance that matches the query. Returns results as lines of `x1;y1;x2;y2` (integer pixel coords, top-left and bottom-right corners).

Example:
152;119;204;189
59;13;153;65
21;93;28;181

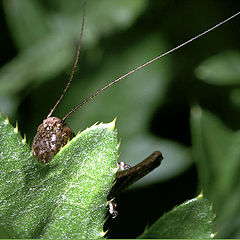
59;0;148;33
138;195;215;239
0;33;75;97
0;113;33;202
3;0;49;50
190;107;240;237
0;113;119;238
195;50;240;85
230;88;240;108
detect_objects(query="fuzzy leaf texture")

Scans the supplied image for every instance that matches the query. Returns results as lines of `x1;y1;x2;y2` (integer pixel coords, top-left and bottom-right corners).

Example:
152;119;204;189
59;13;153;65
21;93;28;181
0;113;119;239
138;195;215;239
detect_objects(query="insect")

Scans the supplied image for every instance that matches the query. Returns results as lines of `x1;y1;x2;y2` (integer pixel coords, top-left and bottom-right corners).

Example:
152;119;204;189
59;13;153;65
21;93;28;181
31;0;240;164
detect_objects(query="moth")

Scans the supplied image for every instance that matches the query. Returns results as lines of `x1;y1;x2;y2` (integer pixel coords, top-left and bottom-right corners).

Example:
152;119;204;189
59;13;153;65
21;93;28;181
32;2;239;164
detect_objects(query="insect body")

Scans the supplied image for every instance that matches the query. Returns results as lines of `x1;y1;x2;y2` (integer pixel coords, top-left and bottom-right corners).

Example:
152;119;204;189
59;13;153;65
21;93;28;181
32;117;74;164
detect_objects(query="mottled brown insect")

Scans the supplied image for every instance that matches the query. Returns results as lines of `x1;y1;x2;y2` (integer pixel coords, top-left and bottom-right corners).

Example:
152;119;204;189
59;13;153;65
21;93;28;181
32;117;74;164
31;0;240;164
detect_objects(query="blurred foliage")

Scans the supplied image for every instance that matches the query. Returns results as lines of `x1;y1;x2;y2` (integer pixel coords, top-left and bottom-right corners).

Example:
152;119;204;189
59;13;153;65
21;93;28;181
0;0;240;238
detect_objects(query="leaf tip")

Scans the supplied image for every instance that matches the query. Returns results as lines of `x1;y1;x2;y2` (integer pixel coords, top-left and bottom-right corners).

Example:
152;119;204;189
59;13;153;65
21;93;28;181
4;115;9;125
117;140;121;149
14;121;18;133
22;133;27;144
197;189;204;199
108;118;117;130
211;232;218;238
100;230;108;237
191;104;202;117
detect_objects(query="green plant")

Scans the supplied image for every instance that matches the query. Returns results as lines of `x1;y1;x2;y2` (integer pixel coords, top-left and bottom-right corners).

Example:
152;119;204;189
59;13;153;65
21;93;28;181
0;114;214;238
1;0;240;238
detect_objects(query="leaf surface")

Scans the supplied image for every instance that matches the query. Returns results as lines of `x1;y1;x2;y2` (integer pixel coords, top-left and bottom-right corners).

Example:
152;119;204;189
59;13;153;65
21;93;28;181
138;195;214;239
0;114;119;238
190;107;240;237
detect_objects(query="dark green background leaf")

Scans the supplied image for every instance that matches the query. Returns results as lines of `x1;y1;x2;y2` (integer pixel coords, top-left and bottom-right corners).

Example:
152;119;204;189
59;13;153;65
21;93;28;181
191;107;240;237
195;51;240;85
138;195;214;239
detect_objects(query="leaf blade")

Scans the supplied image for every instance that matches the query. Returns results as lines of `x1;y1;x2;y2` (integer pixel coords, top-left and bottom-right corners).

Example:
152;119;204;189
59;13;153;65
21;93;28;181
0;117;119;238
138;195;215;239
190;107;240;237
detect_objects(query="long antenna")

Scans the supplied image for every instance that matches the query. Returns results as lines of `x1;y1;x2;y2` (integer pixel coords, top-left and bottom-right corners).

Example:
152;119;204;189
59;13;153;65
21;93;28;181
62;11;240;123
47;0;87;118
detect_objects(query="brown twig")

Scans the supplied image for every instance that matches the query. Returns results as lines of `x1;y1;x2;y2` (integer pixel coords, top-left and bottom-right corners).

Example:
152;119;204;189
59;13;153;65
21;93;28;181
109;151;163;198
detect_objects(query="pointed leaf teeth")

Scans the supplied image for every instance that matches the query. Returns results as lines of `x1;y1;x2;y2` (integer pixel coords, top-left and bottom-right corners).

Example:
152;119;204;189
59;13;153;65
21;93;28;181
1;118;118;238
97;118;116;130
197;190;204;198
76;120;118;137
14;121;18;133
92;121;99;127
4;116;9;124
112;117;117;129
22;134;27;144
191;104;202;116
100;230;108;237
211;232;218;238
